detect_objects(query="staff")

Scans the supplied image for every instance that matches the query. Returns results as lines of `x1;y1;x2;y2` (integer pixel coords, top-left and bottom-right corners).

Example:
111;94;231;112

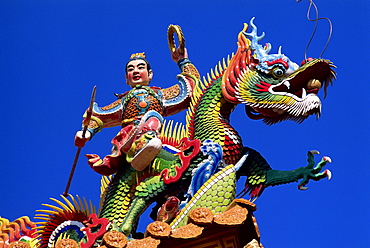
63;86;96;197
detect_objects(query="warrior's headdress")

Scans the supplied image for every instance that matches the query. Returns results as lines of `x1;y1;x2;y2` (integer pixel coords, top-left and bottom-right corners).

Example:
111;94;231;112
125;52;152;73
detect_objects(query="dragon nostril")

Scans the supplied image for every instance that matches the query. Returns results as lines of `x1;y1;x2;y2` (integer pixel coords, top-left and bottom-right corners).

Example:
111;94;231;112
301;57;314;66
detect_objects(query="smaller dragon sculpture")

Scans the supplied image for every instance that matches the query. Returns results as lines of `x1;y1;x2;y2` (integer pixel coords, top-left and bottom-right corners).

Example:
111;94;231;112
0;216;37;248
6;17;336;248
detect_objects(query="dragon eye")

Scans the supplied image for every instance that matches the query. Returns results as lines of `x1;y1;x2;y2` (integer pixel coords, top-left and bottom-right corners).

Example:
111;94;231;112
272;67;285;78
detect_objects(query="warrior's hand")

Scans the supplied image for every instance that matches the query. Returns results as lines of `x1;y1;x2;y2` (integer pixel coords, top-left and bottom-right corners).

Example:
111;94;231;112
74;130;91;148
172;48;188;63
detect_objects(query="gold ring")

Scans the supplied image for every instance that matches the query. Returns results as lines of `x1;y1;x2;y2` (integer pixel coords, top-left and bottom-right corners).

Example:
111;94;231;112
167;24;185;54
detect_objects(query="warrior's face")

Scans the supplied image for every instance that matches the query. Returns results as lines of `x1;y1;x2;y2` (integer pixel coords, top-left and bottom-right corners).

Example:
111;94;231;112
125;59;153;87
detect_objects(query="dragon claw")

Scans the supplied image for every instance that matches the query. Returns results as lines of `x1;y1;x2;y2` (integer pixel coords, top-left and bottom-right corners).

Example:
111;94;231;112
309;150;320;155
307;150;320;168
325;169;332;180
298;185;308;190
323;156;332;163
297;151;333;191
313;155;331;171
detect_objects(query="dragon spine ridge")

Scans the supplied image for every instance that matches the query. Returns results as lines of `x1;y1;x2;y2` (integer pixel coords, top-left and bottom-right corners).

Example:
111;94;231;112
26;18;335;245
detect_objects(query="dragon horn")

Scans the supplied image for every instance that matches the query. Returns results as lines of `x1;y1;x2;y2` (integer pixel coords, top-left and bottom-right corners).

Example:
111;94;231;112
243;17;271;59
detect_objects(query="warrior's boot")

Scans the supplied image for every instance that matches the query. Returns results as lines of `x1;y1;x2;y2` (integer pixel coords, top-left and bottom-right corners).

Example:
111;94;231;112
126;116;162;171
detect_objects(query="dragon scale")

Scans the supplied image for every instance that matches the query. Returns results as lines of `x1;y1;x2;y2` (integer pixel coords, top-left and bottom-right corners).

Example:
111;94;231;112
191;77;243;165
99;167;139;229
33;19;336;245
97;19;335;235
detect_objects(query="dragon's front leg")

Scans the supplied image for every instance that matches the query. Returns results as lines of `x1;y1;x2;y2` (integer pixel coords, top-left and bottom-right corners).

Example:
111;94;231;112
265;150;332;190
238;148;332;198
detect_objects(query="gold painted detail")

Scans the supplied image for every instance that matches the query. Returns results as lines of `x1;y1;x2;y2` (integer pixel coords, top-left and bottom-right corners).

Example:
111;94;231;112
162;84;181;100
130;52;146;60
87;119;99;129
183;64;200;79
167;24;185;54
100;99;122;110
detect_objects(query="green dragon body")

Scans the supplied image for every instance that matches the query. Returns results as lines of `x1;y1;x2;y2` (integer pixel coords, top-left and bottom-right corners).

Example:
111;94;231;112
97;18;336;236
32;18;336;247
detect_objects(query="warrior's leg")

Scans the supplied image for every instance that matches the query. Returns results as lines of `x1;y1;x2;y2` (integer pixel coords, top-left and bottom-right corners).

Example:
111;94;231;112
86;125;136;175
126;111;163;171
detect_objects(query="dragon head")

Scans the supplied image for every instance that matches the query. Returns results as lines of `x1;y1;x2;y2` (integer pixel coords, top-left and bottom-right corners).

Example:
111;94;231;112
222;18;336;124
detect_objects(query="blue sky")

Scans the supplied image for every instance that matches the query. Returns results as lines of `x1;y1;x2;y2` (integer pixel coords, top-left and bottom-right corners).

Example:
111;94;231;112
1;0;369;247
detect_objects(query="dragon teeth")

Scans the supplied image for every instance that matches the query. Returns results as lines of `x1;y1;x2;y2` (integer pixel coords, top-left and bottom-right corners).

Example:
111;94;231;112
283;81;290;89
302;88;307;99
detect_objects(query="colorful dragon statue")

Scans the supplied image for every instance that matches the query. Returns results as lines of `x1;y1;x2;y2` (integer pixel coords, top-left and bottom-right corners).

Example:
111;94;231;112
1;18;336;248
